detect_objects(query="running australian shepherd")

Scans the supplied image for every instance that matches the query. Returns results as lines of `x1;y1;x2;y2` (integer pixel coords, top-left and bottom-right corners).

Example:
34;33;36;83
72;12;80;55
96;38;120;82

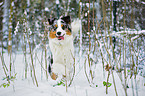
48;16;80;80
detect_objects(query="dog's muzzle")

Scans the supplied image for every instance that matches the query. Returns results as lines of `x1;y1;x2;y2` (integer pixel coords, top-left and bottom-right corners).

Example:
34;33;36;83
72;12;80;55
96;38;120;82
56;32;64;40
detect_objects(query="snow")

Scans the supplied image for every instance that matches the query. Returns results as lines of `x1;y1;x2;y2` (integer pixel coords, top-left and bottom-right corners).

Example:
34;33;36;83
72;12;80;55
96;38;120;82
45;7;49;12
0;51;145;96
86;3;89;8
14;21;19;35
116;30;145;35
0;2;3;6
11;2;14;7
141;2;145;4
8;41;12;46
111;30;145;40
56;0;59;4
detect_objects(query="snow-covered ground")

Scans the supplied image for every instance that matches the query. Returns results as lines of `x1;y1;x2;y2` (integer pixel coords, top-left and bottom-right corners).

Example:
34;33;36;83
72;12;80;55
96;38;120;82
0;51;145;96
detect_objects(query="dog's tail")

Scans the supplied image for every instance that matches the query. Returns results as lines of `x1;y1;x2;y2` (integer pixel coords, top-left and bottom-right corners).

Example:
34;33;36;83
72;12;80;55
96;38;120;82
71;19;81;38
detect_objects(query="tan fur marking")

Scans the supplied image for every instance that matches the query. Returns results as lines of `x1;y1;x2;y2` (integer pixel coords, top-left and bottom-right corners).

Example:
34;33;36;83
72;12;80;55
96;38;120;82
49;30;56;39
55;24;58;27
66;29;71;35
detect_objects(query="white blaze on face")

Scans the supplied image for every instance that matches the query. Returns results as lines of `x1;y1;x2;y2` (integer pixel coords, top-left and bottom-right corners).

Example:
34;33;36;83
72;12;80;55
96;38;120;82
56;19;66;36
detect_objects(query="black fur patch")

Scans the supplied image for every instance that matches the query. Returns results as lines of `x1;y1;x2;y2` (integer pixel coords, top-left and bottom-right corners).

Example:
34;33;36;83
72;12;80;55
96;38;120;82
48;55;53;74
61;16;71;24
67;26;71;32
48;18;56;25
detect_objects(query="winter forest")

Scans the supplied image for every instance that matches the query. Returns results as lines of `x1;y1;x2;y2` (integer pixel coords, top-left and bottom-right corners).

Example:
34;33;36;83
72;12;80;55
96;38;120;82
0;0;145;96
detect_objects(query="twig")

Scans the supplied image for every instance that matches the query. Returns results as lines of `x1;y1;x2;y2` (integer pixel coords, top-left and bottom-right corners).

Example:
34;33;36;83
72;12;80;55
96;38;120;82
26;28;39;87
84;58;91;86
131;78;135;96
64;58;67;92
111;70;118;96
40;50;44;80
36;53;47;72
106;71;110;94
123;0;128;95
0;53;10;84
68;50;76;87
22;32;28;79
44;46;48;80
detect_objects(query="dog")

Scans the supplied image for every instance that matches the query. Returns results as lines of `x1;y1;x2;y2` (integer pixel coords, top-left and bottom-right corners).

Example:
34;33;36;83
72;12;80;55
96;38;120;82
48;16;80;80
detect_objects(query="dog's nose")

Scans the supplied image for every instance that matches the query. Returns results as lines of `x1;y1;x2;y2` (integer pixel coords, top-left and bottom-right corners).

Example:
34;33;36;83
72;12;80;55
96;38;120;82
57;32;61;35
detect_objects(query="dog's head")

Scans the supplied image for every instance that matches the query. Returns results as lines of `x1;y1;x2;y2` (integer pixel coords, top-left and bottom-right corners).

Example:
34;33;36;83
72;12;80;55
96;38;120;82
48;16;72;41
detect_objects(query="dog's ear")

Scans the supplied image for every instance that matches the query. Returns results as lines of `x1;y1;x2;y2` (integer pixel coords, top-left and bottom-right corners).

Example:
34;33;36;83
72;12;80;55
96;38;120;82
48;18;56;25
61;16;71;24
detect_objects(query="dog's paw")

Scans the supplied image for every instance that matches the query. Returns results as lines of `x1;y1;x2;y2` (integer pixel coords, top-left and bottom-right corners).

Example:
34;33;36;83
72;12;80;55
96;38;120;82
51;72;58;80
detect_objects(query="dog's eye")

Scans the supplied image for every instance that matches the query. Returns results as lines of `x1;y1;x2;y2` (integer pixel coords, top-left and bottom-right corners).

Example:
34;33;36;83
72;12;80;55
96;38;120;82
61;21;64;23
61;24;65;30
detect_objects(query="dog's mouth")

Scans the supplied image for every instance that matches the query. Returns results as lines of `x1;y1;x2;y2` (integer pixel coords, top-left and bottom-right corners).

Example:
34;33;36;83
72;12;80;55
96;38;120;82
56;35;65;40
57;36;64;40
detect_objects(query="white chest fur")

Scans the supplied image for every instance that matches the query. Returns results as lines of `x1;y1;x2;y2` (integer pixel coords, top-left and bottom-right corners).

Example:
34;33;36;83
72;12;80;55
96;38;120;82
49;35;74;77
